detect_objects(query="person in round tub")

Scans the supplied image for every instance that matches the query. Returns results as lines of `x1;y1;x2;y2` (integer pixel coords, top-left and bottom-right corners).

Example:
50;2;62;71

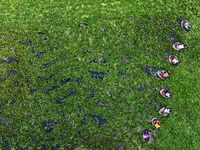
159;107;171;116
168;55;179;66
142;129;153;143
159;88;171;98
157;70;169;79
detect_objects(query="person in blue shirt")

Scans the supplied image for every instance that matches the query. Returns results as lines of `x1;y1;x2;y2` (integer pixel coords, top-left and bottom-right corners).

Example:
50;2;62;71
177;18;192;32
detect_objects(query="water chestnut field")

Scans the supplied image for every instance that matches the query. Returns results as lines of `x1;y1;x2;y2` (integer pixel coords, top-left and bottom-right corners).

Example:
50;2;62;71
0;0;200;149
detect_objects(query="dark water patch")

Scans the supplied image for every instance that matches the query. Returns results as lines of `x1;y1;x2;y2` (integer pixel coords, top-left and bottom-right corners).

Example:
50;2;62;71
101;27;107;32
38;74;55;81
78;105;82;117
148;86;156;91
149;97;160;109
83;50;91;54
59;54;68;59
35;51;46;58
95;100;106;106
127;16;133;20
63;90;76;99
40;61;53;69
117;89;124;95
10;48;17;52
4;57;19;64
118;71;126;79
43;37;48;41
90;59;98;63
56;97;63;104
148;18;157;23
45;86;60;94
69;90;76;95
89;93;94;98
24;76;31;87
57;66;69;71
77;130;82;137
81;118;87;125
90;114;106;126
164;50;170;58
4;139;10;150
159;38;166;44
46;137;55;142
51;144;60;150
60;78;71;84
30;47;36;53
176;18;183;25
116;143;125;150
167;32;178;44
7;70;17;77
27;114;32;118
78;23;88;29
164;19;169;25
19;146;30;150
136;85;146;92
76;78;81;84
41;144;48;150
30;88;37;93
90;59;107;64
105;126;110;132
88;70;106;80
19;41;28;45
37;32;44;35
42;121;57;133
11;99;16;104
28;40;32;46
141;65;157;76
50;47;58;52
171;24;176;28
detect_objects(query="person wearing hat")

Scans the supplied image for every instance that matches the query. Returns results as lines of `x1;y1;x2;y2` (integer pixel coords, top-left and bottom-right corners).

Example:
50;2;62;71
159;107;171;116
142;129;153;143
168;55;179;65
159;88;171;98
